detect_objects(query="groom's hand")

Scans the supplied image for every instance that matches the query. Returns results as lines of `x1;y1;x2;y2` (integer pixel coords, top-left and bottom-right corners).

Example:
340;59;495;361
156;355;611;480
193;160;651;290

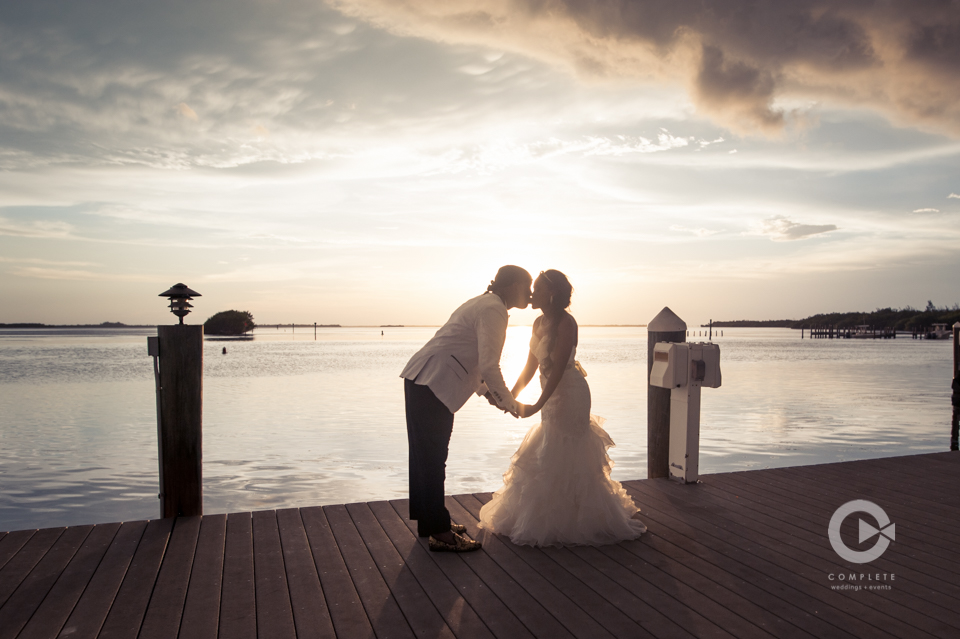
485;392;511;414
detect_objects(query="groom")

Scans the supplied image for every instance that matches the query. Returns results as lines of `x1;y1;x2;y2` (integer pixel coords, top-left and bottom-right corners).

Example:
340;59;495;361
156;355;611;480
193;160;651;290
401;265;532;552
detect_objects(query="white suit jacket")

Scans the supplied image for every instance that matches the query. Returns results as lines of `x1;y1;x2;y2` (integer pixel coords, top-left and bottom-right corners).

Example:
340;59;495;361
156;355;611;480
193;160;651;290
401;293;519;415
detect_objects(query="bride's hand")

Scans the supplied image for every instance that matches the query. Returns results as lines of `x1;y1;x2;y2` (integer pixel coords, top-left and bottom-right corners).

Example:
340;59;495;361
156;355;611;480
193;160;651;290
519;403;541;418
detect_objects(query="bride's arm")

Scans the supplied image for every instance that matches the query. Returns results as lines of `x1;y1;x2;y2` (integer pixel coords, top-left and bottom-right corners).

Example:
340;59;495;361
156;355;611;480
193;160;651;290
511;350;540;397
522;314;577;417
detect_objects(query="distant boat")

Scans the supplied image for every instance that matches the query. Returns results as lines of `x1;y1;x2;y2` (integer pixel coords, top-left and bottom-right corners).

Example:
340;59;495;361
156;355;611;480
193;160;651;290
850;325;873;338
926;323;952;340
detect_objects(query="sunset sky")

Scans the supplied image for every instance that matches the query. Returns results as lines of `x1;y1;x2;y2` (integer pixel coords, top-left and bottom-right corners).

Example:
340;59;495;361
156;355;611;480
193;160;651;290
1;0;958;327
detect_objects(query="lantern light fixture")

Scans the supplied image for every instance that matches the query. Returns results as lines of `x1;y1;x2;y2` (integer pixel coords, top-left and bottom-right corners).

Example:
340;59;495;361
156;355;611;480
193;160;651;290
158;283;202;324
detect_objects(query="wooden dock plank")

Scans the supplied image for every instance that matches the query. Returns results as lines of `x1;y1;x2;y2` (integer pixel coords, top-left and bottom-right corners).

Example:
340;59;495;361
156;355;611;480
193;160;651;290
16;522;120;639
323;503;415;639
137;516;201;639
179;513;226;639
466;495;694;639
841;452;960;479
625;479;953;639
300;505;376;639
0;452;956;639
388;497;572;639
252;510;298;639
467;491;827;639
377;500;527;639
368;500;496;639
54;520;148;639
98;518;174;639
621;482;907;639
725;462;960;537
454;493;655;639
469;491;740;639
276;508;336;639
0;530;33;573
444;495;611;639
623;479;934;638
218;512;256;639
347;501;457;639
772;459;960;517
693;474;960;618
779;456;960;505
715;470;960;568
0;524;91;639
624;487;917;639
771;464;960;532
0;527;62;608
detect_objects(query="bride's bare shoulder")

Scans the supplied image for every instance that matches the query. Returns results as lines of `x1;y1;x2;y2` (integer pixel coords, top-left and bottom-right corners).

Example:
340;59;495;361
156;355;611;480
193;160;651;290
533;314;544;334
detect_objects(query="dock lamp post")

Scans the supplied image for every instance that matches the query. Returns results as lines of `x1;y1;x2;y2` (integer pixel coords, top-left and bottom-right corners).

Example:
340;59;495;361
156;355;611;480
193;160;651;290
148;283;204;518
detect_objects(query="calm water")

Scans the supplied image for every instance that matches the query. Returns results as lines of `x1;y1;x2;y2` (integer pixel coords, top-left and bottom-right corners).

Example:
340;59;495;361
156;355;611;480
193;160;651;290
0;326;953;531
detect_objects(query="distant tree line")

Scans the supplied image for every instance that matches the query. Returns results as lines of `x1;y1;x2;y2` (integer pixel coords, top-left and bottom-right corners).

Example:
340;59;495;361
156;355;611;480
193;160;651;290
712;301;960;330
0;322;149;328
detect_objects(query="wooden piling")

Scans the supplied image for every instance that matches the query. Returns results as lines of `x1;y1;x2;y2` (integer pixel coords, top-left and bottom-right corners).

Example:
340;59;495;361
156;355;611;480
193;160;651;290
647;307;686;479
157;324;203;518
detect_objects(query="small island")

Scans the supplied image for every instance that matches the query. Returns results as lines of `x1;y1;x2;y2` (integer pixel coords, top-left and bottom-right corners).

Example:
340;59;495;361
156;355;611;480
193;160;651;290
204;310;255;336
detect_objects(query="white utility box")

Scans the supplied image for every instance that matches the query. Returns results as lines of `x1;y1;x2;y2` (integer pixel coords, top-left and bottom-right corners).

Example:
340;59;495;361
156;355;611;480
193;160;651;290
649;342;721;483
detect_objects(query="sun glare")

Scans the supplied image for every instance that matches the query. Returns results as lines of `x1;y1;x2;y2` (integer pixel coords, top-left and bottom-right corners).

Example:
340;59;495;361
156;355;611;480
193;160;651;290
500;324;541;403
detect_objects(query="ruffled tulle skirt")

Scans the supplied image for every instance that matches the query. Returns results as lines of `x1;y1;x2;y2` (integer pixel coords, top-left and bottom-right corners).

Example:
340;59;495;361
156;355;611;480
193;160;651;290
478;371;646;547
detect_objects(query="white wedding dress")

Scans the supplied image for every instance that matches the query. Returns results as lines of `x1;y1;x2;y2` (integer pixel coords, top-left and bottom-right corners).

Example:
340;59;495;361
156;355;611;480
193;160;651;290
478;326;647;547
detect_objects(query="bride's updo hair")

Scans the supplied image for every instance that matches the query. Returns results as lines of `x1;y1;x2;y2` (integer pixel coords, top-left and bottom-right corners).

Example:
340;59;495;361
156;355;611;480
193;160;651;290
486;265;531;296
537;269;573;315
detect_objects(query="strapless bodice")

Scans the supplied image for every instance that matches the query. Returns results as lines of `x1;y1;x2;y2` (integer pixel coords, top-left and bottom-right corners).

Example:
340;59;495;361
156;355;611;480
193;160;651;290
531;327;577;376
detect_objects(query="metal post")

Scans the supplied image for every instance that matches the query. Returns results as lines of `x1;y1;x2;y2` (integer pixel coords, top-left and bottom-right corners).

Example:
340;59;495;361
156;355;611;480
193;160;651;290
647;307;687;479
952;323;959;451
147;336;163;506
157;324;204;517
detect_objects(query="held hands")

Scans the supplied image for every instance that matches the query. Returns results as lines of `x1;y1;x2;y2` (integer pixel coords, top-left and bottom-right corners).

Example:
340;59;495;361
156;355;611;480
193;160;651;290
518;403;543;419
485;392;520;418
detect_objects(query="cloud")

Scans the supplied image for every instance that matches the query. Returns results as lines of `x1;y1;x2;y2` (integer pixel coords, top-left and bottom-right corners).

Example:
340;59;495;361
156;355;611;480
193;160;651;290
757;216;838;241
913;208;940;213
334;0;960;136
176;102;199;121
7;266;150;281
950;193;960;199
0;257;97;266
0;217;74;239
670;225;721;237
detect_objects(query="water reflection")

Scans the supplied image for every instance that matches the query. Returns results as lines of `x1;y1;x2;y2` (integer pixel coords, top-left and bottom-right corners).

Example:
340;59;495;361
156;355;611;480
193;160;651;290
0;326;952;530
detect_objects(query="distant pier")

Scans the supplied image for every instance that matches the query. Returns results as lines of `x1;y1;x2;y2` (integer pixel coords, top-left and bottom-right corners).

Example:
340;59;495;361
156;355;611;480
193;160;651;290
806;325;897;339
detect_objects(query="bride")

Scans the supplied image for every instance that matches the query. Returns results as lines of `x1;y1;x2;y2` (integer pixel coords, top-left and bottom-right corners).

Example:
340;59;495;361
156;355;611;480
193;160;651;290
478;270;647;547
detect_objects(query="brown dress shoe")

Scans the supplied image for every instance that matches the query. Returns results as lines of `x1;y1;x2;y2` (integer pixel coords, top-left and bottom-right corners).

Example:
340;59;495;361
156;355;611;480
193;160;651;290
429;532;482;553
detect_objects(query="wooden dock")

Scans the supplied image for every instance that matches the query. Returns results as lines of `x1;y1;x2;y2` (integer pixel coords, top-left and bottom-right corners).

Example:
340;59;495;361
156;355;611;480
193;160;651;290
1;452;958;638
